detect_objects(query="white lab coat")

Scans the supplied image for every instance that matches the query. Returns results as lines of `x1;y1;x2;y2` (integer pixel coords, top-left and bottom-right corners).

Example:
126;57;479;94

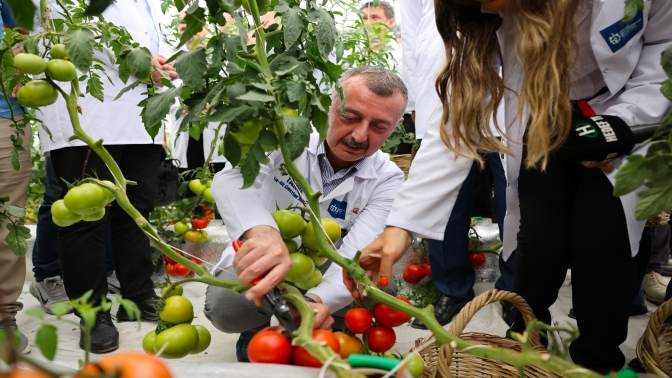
168;101;227;168
35;0;170;153
387;0;672;259
211;133;405;312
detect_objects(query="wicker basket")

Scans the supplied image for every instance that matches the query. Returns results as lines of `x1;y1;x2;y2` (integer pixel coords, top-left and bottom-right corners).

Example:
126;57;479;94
391;154;412;180
636;298;672;375
409;290;562;378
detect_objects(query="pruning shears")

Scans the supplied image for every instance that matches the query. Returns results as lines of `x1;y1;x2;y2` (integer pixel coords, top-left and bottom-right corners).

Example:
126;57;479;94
231;240;298;335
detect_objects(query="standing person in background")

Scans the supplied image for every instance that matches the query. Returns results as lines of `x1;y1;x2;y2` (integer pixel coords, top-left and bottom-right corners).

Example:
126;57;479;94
348;0;672;372
399;0;514;330
37;0;177;353
0;0;31;353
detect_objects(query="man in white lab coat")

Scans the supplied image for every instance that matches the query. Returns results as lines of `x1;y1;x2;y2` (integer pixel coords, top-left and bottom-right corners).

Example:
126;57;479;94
204;66;407;362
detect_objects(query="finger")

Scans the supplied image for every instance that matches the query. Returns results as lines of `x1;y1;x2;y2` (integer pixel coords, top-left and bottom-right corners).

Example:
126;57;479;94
602;162;615;174
343;270;354;292
245;264;289;303
378;250;396;288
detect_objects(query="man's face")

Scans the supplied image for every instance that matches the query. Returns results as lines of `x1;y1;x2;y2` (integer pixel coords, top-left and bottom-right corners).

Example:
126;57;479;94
361;7;394;29
326;76;405;166
474;0;510;11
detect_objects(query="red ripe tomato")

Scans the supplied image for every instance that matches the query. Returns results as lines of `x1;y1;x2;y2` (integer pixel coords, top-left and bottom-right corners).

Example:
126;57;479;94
403;270;420;285
247;326;292;364
344;308;373;334
373;297;412;327
292;330;340;368
165;263;176;276
467;253;486;268
164;251;182;265
366;325;396;353
172;263;190;277
406;265;426;281
192;217;209;229
423;263;432;278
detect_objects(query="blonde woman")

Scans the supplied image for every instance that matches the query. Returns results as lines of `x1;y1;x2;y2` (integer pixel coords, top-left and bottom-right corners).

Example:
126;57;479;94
345;0;672;372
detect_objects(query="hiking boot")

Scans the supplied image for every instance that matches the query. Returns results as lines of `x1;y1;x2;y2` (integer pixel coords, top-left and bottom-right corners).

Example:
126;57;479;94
79;312;118;354
0;317;31;354
29;276;73;315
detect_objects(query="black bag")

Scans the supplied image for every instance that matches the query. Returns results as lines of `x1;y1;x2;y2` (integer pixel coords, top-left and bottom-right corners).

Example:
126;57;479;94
155;157;181;207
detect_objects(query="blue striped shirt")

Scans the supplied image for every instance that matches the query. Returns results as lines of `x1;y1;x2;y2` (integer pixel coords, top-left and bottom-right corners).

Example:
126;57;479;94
316;142;365;196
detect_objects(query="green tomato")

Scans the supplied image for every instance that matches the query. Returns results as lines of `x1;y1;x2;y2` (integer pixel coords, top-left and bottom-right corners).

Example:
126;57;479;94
63;183;109;216
188;179;206;195
45;59;77;82
154;324;199;359
231;119;263;145
203;188;215;202
142;331;157;355
17;80;59;108
50;44;68;59
82;207;106;222
51;199;83;226
100;180;116;203
271;210;306;239
284;239;298;253
14;53;47;75
159;296;194;325
286;253;315;283
190;325;212;354
240;144;251;159
161;284;183;298
294;269;322;290
242;0;270;14
306;249;328;266
198;230;208;243
281;107;299;117
402;352;426;378
206;180;212;188
301;218;342;251
174;222;189;235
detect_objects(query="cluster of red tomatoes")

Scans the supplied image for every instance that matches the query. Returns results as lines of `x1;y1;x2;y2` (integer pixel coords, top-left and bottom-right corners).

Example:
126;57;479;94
164;251;200;277
403;263;431;285
173;217;209;244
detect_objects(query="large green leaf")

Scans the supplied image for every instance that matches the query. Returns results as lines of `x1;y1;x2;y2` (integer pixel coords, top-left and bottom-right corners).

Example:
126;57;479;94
36;324;58;360
311;106;329;144
635;181;672;220
5;0;36;30
208;105;257;123
283;8;303;49
5;223;30;257
286;81;305;103
122;46;153;82
141;87;180;139
313;9;337;61
662;47;672;81
223;132;242;167
175;49;207;92
177;7;207;49
87;72;105;102
238;91;275;102
240;147;262;189
662;80;672;102
613;154;648;196
622;0;643;23
65;27;95;73
284;116;311;161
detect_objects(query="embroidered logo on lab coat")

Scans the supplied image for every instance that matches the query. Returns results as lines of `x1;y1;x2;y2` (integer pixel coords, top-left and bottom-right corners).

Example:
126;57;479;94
599;10;644;53
328;199;348;220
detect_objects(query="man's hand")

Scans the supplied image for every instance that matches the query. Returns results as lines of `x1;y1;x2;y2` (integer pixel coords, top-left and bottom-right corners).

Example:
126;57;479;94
234;225;292;306
288;294;334;331
151;55;178;85
343;226;412;300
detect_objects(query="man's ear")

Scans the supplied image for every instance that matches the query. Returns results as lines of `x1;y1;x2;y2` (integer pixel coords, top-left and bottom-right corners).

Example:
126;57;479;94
387;18;395;29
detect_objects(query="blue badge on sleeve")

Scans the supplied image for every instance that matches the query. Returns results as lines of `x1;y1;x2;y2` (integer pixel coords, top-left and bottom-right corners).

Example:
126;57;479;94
600;10;644;53
327;199;348;220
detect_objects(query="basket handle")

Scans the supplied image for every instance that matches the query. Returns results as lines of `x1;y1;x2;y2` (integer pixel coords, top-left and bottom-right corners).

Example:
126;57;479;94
635;297;672;375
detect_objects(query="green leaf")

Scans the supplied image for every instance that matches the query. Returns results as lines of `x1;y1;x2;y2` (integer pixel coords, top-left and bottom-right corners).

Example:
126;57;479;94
313;9;337;61
237;91;275;102
226;62;245;75
3;205;25;218
177;8;207;49
234;14;248;50
286;81;305;103
283;8;303;49
311;106;329;143
36;324;58;360
240;153;261;189
51;302;71;318
662;80;672;102
141;87;180;139
24;309;44;320
65;27;95;73
223;132;242;167
259;130;279;148
208;105;257;123
119;299;142;323
635;181;672;220
284;116;311;160
615;155;649;196
662;46;672;78
646;141;672;157
5;0;36;30
84;0;115;15
87;72;105;103
176;49;207;92
5;223;30;257
118;59;131;84
227;82;246;106
114;79;142;101
123;46;153;82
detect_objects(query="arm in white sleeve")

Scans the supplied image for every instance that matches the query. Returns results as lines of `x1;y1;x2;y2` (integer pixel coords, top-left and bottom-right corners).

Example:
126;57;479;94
385;112;474;240
211;150;284;241
308;169;405;312
401;0;421;112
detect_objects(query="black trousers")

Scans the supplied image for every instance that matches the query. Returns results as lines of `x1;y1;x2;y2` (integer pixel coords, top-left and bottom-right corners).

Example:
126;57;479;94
513;151;642;373
51;144;163;305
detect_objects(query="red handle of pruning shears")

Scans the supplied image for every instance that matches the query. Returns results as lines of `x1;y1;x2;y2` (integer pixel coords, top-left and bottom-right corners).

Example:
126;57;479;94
231;240;262;286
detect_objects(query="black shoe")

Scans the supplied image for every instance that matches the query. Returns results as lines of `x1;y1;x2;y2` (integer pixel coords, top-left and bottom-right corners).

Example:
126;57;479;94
79;312;119;354
236;328;262;362
627;357;645;373
116;295;160;322
501;302;518;327
411;295;468;330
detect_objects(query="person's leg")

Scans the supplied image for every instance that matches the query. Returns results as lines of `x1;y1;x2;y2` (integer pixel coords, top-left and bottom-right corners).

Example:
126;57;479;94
643;223;668;303
630;228;652;315
569;167;639;373
32;155;64;281
0;118;31;352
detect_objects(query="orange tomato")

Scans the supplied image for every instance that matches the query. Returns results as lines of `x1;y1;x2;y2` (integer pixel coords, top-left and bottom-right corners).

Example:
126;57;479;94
77;352;172;378
4;368;50;378
333;332;363;358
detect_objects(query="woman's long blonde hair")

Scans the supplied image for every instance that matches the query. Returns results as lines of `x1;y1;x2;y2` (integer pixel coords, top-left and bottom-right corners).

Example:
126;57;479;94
434;0;580;169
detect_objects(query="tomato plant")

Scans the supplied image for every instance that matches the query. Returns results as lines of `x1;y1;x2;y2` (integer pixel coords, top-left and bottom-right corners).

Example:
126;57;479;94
13;53;46;74
242;0;270;14
17;80;59;108
142;331;157;355
82;208;106;222
188;180;206;195
45;59;77;82
184;230;202;243
294;269;322;290
333;332;363;359
344;308;372;334
373;297;412;328
292;330;340;368
159;296;194;324
197;230;208;243
423;263;432;278
192;217;209;229
286;253;315;282
284;239;299;253
153;324;199;359
306;249;327;266
467;253;486;268
248;326;292;364
406;265;426;281
49;43;68;59
174;221;189;235
402;352;426;378
51;199;83;226
160;284;183;298
190;325;211;354
63;183;108;215
366;325;396;353
203;188;215;202
301;219;341;250
271;210;306;239
170;263;190;277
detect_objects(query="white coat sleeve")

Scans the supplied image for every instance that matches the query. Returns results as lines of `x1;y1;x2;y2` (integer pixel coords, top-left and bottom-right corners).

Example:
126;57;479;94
591;0;672;125
385;112;474;240
307;169;405;313
401;0;421;113
211;151;284;241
